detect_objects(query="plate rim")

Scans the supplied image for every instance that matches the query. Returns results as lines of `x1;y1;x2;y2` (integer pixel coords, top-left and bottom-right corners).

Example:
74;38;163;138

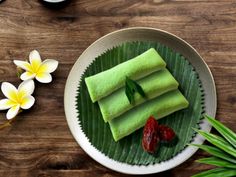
64;27;217;175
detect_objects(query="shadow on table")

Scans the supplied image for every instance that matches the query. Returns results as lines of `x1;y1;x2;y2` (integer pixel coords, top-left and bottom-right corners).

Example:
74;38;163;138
39;0;72;10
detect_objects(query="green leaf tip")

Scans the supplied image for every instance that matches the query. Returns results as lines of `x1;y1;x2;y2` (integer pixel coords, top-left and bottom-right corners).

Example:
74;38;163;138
192;127;200;132
125;76;146;104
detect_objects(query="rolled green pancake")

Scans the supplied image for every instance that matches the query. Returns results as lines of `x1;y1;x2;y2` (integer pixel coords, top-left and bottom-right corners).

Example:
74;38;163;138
109;90;189;141
98;69;179;122
85;48;166;102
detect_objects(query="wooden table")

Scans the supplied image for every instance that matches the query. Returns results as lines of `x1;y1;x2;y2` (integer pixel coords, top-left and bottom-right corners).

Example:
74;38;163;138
0;0;235;176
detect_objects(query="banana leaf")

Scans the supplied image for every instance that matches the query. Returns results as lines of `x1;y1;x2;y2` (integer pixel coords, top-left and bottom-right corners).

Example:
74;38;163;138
76;41;204;165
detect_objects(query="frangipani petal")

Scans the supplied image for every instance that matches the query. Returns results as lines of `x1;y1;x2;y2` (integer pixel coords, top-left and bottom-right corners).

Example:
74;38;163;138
6;104;20;120
29;50;41;72
36;73;52;83
29;50;41;63
0;99;16;110
18;80;35;99
20;72;36;81
39;59;58;73
20;95;35;109
13;60;32;71
1;82;18;102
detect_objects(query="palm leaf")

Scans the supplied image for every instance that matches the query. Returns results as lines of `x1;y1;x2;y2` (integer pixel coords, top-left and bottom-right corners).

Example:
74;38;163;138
191;116;236;176
196;157;236;169
76;41;204;165
195;129;236;158
192;168;236;177
205;115;236;149
190;144;236;164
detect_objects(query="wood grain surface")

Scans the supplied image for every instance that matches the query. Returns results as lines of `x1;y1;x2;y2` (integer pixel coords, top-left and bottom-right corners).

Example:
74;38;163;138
0;0;235;176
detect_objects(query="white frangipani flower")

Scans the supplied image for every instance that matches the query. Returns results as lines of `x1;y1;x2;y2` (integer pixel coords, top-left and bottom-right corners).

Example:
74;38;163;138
0;80;35;120
13;50;58;83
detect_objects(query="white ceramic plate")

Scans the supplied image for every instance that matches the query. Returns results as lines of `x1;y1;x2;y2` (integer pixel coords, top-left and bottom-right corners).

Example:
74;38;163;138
64;27;217;175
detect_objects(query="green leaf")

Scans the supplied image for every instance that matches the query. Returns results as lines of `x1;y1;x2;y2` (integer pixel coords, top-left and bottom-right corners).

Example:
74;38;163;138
125;80;135;104
133;80;146;98
192;168;236;177
16;67;23;78
196;157;236;169
194;129;236;158
190;144;236;164
77;41;204;165
205;115;236;149
125;76;146;104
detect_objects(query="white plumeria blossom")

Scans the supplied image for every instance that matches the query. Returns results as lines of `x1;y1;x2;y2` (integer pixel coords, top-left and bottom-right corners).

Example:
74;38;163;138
0;80;35;120
13;50;58;83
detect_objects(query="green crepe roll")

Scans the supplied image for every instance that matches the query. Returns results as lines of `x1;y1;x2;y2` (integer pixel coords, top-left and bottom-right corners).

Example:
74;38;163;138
109;90;189;141
98;69;179;122
85;48;166;102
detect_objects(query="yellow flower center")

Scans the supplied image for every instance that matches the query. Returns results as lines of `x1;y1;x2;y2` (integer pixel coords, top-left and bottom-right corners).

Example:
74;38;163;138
8;90;26;106
28;59;47;76
28;59;41;73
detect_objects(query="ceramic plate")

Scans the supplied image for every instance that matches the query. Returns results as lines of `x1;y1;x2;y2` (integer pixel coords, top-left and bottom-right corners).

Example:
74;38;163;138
64;27;217;174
